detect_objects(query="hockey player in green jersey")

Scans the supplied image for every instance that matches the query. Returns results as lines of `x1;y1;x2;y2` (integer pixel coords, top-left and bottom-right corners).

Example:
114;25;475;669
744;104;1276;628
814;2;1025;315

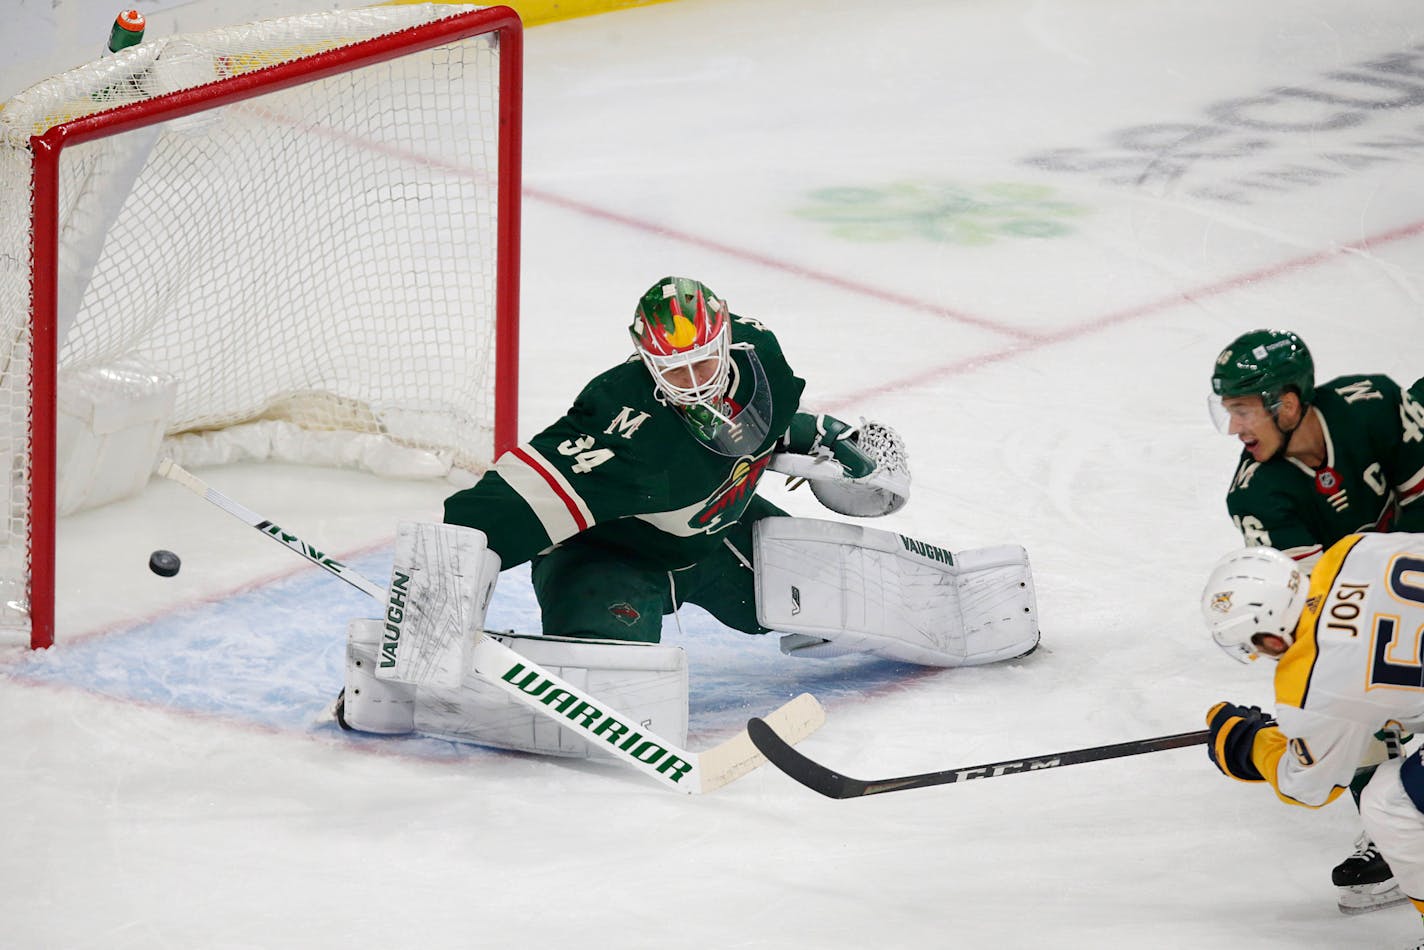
441;274;833;644
1208;328;1424;913
1209;329;1424;568
334;276;1039;760
442;274;1036;656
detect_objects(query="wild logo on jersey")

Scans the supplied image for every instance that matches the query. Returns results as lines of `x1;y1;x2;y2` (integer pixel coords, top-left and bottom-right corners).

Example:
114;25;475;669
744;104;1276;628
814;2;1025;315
692;454;772;530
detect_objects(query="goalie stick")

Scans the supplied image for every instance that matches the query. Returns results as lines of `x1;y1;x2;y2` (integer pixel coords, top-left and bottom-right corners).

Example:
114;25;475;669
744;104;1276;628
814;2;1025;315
746;717;1209;799
156;458;826;793
156;458;385;599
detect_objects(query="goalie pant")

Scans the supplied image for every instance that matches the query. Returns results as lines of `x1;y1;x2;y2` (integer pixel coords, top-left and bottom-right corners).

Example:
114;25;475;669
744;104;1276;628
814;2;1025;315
342;619;692;760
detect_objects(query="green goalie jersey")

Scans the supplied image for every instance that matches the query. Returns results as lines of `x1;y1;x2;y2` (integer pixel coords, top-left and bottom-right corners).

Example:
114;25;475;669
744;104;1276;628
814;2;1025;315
444;314;805;570
1226;373;1424;564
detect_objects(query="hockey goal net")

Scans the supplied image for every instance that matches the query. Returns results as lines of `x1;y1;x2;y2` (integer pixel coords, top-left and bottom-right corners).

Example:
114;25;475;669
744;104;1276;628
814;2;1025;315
0;4;522;649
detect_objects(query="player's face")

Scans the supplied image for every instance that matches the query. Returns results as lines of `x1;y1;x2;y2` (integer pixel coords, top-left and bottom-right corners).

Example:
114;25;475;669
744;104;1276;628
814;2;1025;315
1251;632;1290;658
1220;396;1285;462
660;356;722;393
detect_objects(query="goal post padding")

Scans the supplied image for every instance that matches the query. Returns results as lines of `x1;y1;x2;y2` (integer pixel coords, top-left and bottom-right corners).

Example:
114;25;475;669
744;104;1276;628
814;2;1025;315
0;4;522;648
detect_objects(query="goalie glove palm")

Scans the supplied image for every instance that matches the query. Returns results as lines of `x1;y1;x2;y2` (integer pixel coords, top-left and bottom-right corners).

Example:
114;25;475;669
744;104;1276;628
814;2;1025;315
783;412;876;480
1205;701;1277;783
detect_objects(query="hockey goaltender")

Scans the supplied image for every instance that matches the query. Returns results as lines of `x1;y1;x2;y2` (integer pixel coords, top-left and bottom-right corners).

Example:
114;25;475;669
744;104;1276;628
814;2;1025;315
334;277;1040;758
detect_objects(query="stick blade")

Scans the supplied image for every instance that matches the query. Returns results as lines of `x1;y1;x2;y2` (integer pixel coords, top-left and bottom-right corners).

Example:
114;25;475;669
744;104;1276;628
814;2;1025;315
697;693;826;793
747;715;864;799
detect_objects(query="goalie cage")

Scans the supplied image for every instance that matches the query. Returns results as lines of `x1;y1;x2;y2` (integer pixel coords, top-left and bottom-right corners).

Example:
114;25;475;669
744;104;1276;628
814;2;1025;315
0;4;523;649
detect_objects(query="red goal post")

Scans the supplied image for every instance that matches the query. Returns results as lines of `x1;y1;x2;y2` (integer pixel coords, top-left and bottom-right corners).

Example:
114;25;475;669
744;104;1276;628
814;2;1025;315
1;5;522;649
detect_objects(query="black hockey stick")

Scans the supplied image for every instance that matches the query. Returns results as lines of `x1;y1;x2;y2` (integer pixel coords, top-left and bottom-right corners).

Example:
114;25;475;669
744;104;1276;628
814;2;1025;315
746;717;1210;799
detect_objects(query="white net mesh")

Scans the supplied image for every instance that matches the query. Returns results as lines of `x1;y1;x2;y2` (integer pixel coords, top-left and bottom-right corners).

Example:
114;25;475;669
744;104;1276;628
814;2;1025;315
0;5;515;639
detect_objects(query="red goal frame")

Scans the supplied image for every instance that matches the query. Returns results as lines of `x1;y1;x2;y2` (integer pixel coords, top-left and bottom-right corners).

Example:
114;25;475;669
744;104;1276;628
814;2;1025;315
23;6;522;649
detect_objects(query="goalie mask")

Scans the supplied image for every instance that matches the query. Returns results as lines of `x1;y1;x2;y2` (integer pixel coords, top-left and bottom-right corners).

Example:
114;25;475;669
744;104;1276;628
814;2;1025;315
1201;546;1308;663
631;277;731;412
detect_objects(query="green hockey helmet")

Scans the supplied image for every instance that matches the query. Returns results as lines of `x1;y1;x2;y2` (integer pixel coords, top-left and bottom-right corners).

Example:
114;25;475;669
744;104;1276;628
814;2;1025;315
1209;329;1314;430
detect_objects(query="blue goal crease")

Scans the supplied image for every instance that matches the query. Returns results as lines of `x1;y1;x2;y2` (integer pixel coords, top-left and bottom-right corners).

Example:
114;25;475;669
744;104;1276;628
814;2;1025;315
5;550;920;754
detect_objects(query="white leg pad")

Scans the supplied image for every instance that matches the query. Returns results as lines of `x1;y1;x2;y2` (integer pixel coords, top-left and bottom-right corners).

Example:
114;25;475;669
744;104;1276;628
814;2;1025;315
415;634;690;759
342;618;417;734
753;516;1039;667
374;521;500;688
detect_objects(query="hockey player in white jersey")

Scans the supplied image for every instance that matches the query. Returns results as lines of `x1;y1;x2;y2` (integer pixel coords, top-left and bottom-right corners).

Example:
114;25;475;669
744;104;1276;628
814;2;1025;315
1202;532;1424;944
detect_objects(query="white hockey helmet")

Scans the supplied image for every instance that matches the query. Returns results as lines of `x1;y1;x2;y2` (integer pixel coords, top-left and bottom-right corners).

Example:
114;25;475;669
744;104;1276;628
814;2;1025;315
1201;546;1308;663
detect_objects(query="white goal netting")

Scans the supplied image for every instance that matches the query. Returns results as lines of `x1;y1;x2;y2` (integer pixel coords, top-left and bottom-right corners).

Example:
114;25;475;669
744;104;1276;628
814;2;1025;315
0;4;520;645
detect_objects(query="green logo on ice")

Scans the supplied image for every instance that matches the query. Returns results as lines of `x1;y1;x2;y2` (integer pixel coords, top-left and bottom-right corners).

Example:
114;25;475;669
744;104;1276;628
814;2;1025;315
795;181;1087;245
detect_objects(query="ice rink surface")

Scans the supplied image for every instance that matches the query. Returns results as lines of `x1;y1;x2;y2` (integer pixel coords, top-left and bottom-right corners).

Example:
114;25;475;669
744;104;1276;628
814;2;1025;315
4;0;1424;946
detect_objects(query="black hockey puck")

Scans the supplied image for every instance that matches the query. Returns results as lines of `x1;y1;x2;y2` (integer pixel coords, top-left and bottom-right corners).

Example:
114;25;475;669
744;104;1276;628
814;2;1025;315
149;549;181;577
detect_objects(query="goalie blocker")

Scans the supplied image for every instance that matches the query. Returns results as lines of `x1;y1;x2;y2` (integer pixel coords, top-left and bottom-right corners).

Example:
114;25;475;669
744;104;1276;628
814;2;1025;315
753;517;1039;667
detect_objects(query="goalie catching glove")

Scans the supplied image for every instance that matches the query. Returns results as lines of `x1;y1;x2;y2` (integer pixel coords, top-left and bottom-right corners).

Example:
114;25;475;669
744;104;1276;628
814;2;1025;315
770;413;910;517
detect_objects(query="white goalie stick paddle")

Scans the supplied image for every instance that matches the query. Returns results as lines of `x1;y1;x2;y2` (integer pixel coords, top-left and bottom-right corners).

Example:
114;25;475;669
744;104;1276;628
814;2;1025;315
156;458;826;793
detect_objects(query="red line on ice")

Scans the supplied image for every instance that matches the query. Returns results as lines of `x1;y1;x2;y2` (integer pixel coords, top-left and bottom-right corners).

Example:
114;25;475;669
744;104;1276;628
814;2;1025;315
529;185;1424;410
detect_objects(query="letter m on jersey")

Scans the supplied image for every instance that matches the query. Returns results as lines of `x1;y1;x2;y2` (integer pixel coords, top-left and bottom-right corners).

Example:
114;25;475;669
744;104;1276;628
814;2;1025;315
1335;379;1382;403
605;407;650;439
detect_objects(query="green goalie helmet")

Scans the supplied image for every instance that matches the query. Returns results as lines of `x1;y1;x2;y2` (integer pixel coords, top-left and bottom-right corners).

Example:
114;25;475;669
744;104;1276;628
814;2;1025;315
1210;329;1315;410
